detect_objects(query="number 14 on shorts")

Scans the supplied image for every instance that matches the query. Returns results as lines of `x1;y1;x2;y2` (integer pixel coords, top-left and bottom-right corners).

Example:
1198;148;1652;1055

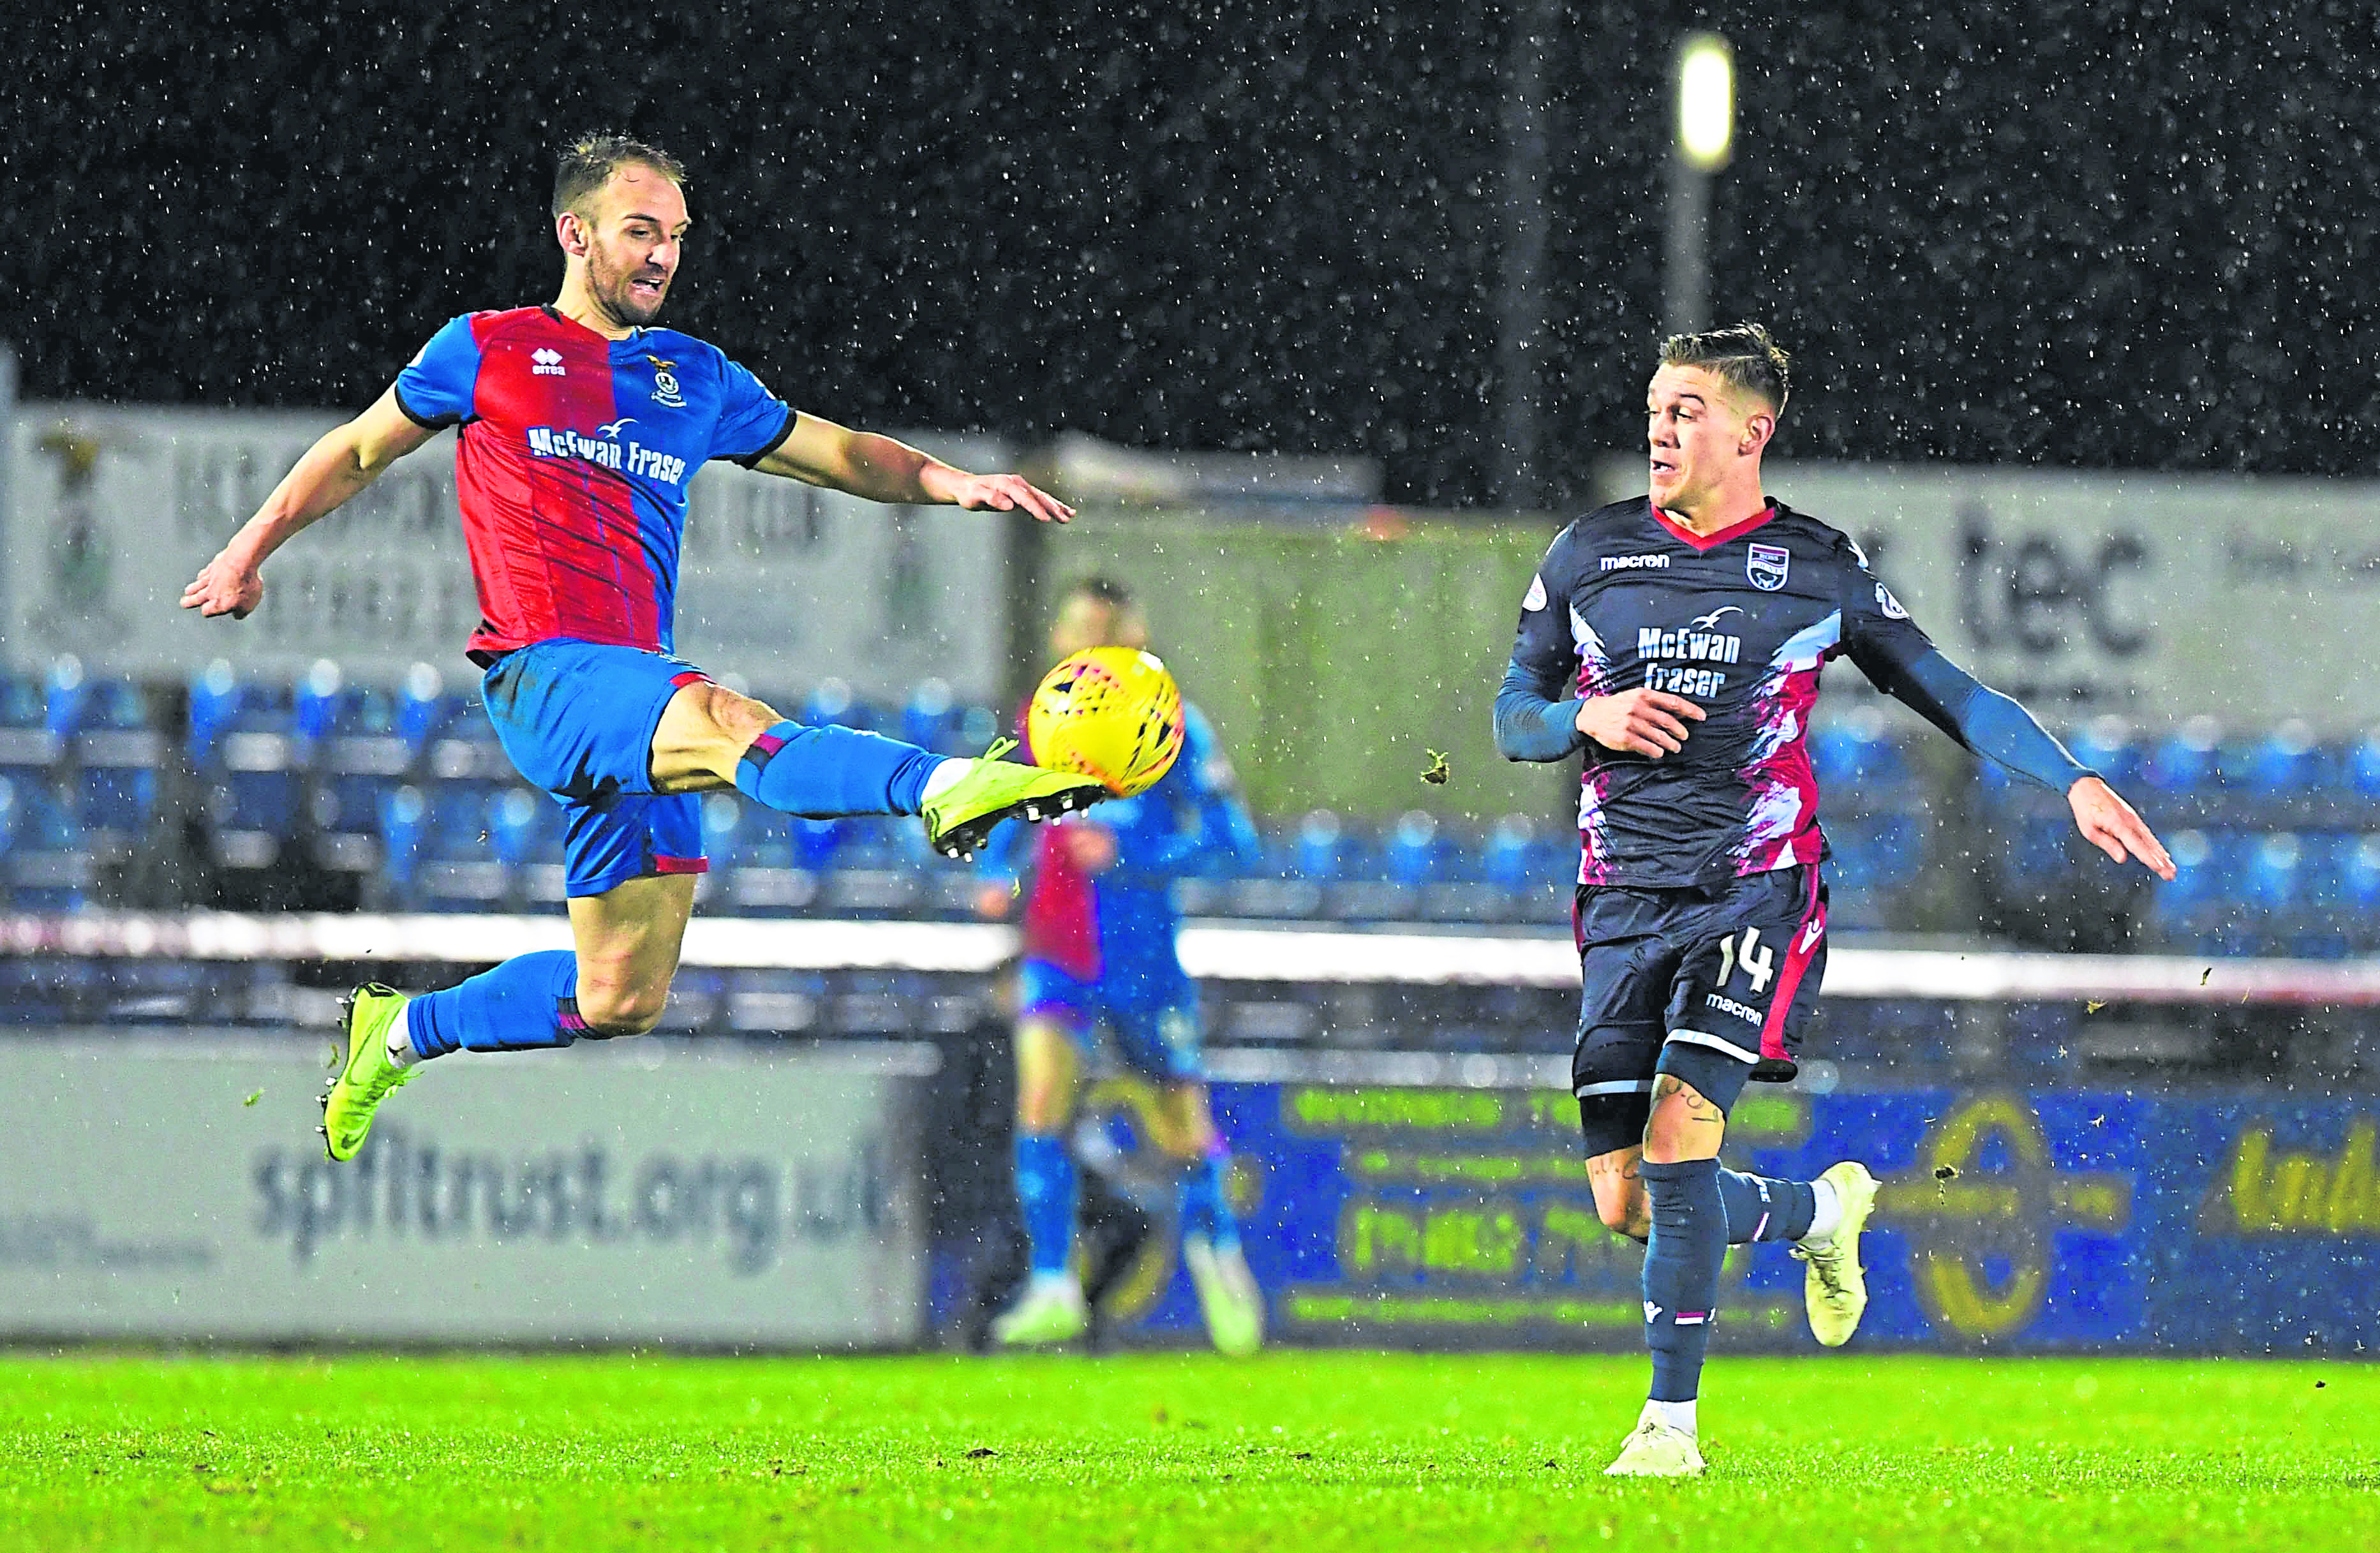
1715;928;1776;994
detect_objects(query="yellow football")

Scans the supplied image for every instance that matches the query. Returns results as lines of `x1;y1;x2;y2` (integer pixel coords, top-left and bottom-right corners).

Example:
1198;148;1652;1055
1027;646;1186;798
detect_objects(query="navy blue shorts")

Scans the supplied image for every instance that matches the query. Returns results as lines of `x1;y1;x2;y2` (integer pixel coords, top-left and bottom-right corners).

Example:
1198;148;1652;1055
479;639;711;898
1571;864;1829;1158
1017;956;1205;1083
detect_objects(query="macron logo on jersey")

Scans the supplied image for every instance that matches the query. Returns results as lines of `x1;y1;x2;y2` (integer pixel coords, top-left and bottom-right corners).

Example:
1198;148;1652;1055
1600;553;1670;571
526;426;690;486
531;348;565;378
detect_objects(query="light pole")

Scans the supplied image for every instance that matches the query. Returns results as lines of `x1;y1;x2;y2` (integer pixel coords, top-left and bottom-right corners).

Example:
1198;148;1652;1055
1496;0;1561;510
1665;33;1734;338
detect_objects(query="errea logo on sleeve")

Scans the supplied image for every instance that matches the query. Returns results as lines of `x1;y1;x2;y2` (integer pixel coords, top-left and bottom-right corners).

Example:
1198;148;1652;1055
531;348;566;378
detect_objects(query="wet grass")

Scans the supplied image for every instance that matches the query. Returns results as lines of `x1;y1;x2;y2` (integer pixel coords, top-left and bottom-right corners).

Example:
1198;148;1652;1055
1;1351;2371;1551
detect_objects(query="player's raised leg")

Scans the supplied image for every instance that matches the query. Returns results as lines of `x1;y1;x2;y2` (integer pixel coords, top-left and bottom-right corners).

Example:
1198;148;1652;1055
650;678;1104;859
993;1014;1090;1346
1589;1139;1876;1344
322;872;695;1161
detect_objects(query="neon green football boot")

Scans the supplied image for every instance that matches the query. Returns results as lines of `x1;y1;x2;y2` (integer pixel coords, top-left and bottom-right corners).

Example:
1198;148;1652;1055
1793;1160;1880;1346
921;738;1107;861
320;984;415;1163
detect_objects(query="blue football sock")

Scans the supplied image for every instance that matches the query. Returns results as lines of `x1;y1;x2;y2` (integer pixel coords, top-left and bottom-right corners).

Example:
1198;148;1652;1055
735;721;943;818
406;950;584;1058
1640;1158;1726;1403
1717;1168;1818;1244
1013;1133;1079;1276
1178;1150;1242;1251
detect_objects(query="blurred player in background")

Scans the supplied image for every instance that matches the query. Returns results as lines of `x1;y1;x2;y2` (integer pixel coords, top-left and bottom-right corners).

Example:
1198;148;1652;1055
1496;324;2173;1477
181;132;1105;1162
976;577;1268;1353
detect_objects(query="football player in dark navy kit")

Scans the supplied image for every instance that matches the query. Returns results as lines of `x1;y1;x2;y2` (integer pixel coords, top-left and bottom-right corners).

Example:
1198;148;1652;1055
1496;325;2173;1478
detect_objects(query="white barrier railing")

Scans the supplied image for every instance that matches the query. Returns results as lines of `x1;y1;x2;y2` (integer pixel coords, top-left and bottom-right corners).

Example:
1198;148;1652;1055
5;910;2375;1006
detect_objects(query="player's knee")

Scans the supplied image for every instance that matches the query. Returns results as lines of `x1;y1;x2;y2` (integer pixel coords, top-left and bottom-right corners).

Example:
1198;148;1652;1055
1641;1075;1727;1163
576;981;669;1038
1593;1191;1647;1238
704;684;783;747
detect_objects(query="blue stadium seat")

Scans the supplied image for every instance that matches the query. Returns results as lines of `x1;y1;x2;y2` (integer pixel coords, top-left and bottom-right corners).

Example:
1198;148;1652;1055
73;680;160;847
1810;713;1909;788
2;783;90;910
376;785;428;903
2245;722;2323;794
186;660;242;769
487;787;561;870
956;704;1005;752
1383;810;1448;889
2144;718;2222;793
803;678;876;730
2067;718;2140;787
292;659;347;745
2346;735;2380;798
1292;810;1358;882
1481;814;1563;895
2239;832;2304;914
398;662;471;753
2339;835;2380;913
415;781;511;910
900;679;960;752
44;655;91;743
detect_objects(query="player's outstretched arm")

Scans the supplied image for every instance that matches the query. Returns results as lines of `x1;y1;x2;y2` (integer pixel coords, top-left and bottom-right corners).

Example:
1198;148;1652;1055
180;387;433;620
1864;644;2175;881
754;412;1073;523
2068;775;2176;881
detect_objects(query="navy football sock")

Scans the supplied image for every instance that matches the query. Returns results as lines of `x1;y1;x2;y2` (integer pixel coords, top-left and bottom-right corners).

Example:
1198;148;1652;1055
734;720;943;817
1013;1133;1079;1276
1717;1168;1818;1244
406;950;584;1057
1640;1157;1726;1403
1177;1149;1242;1251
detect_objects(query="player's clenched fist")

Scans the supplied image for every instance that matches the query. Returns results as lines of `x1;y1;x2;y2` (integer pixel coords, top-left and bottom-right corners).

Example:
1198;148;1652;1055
1574;687;1707;758
180;551;264;620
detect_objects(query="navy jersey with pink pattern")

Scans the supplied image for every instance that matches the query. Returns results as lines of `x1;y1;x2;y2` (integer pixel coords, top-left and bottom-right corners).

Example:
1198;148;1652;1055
1504;496;1938;888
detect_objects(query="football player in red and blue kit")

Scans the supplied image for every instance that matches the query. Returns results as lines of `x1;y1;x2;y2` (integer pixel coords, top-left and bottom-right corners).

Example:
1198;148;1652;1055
1495;325;2174;1478
974;578;1266;1353
181;133;1106;1159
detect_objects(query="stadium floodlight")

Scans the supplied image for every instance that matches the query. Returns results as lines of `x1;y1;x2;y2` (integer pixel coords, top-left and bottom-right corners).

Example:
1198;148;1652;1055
1664;31;1733;336
1675;33;1734;172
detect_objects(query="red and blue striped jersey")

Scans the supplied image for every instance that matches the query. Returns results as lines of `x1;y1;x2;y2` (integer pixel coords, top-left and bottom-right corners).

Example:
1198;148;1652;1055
395;306;794;662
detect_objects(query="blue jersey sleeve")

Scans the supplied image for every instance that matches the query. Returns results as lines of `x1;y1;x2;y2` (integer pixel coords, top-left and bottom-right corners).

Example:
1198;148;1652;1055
393;315;482;429
1495;528;1588;763
1112;703;1261;885
709;350;796;467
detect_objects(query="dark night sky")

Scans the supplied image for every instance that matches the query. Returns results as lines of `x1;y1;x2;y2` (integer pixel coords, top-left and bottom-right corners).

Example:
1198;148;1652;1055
10;1;2375;505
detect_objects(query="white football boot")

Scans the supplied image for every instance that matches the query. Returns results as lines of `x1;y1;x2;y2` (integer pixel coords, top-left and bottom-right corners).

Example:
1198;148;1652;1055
1603;1418;1706;1478
991;1272;1088;1347
1792;1161;1880;1348
1183;1234;1265;1357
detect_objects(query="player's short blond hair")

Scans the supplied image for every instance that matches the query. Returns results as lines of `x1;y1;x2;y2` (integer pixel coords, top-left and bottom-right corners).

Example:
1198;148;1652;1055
1658;323;1791;416
552;133;687;220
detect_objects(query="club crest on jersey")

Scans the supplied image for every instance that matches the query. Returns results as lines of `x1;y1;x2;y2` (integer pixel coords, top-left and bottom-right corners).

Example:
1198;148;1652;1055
1746;542;1791;591
1875;581;1910;620
645;355;686;408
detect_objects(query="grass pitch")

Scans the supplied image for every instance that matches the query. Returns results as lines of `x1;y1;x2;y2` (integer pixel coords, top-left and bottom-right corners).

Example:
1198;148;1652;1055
1;1351;2370;1551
